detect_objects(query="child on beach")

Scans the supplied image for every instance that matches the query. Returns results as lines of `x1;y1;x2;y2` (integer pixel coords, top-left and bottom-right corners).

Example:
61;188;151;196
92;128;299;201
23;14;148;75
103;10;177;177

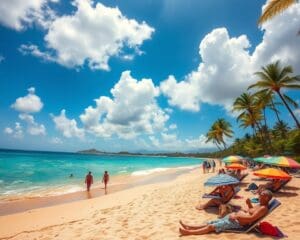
102;171;109;193
85;171;93;192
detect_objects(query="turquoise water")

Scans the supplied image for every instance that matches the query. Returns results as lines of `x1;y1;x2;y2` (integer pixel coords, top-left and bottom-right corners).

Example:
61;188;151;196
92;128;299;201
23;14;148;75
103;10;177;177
0;149;202;199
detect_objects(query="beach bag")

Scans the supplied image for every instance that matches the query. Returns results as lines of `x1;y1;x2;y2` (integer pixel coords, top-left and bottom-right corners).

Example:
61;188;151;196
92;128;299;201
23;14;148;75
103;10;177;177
258;221;284;237
247;182;258;190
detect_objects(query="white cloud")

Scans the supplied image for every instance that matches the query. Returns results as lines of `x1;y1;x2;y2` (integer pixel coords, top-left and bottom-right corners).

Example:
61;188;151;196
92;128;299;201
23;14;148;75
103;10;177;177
0;55;4;63
169;123;177;130
19;113;46;136
11;87;44;113
80;71;169;139
147;133;215;152
52;109;85;139
294;109;300;118
160;3;300;113
50;137;63;144
4;122;24;139
21;0;154;70
4;127;13;134
0;0;58;31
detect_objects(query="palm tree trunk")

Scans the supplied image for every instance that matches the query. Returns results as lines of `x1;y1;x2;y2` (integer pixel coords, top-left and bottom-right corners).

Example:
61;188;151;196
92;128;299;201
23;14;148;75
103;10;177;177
277;90;300;129
271;99;281;122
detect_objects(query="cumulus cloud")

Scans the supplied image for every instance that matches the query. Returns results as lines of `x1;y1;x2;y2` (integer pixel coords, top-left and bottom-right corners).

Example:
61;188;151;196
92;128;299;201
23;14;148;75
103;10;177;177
169;123;177;130
50;137;63;144
80;71;169;139
11;87;44;113
0;0;58;31
160;3;300;113
0;55;4;63
148;132;215;152
21;0;154;70
18;113;46;136
52;109;85;139
294;109;300;118
4;122;24;139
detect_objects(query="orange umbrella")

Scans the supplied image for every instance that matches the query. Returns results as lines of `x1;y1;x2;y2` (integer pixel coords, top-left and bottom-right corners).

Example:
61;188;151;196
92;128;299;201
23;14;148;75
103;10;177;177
253;168;291;180
225;163;246;170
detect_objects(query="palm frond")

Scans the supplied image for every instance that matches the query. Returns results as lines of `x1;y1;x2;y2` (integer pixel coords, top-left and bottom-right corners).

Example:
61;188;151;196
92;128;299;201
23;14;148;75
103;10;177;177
283;93;299;108
258;0;297;25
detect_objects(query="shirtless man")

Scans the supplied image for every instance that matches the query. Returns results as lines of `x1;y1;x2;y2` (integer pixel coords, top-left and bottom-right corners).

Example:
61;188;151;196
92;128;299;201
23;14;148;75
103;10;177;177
180;190;272;236
85;171;93;192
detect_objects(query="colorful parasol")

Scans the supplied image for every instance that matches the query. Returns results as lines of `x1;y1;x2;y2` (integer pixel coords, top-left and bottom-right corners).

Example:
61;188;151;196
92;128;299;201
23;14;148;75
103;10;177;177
222;155;243;164
253;168;292;180
225;163;246;170
266;156;300;168
204;174;240;186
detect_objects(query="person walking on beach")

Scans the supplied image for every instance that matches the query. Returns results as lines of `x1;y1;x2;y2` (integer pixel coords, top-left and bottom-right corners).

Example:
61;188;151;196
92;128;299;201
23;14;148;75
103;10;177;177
211;160;216;173
85;171;93;192
202;161;207;174
102;171;109;193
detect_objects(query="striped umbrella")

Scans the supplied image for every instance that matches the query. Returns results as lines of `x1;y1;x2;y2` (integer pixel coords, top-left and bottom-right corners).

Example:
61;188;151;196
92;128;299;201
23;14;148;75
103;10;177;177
225;163;247;170
254;168;292;180
266;156;300;168
222;155;243;164
204;174;240;186
253;156;272;163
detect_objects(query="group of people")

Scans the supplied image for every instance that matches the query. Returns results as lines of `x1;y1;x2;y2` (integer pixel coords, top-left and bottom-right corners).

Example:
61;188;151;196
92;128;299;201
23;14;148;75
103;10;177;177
85;171;109;193
202;159;217;173
179;163;275;236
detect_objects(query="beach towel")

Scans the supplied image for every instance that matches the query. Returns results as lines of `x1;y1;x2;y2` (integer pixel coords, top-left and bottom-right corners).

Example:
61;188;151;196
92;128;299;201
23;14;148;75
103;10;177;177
258;221;285;238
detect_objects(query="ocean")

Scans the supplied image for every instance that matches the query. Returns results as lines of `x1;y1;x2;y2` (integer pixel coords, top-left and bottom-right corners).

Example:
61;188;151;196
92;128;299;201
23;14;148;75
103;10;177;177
0;149;203;200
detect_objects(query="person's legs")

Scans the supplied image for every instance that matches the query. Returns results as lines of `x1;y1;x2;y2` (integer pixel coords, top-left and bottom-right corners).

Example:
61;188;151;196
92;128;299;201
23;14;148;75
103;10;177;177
179;220;206;230
179;225;215;236
196;199;221;210
87;183;91;191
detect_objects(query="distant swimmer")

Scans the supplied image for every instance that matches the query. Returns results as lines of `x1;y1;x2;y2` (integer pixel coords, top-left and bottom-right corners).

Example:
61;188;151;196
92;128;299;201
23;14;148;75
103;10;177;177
85;171;93;192
102;171;109;193
69;173;74;178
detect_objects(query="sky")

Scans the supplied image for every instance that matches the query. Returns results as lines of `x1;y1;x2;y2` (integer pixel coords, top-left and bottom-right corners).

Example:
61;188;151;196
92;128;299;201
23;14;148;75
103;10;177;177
0;0;299;153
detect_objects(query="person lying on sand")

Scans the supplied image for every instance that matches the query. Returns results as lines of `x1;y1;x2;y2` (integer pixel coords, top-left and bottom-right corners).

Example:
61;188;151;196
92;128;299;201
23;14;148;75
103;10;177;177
180;190;273;236
196;185;235;210
254;179;282;194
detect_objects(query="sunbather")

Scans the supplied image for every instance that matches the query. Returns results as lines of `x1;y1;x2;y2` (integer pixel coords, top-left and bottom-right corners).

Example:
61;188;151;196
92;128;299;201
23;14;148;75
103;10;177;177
180;190;273;236
255;179;282;193
196;185;235;210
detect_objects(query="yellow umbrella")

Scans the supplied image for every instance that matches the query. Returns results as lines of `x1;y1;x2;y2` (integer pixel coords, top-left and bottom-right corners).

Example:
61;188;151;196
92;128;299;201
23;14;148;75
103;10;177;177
253;168;291;180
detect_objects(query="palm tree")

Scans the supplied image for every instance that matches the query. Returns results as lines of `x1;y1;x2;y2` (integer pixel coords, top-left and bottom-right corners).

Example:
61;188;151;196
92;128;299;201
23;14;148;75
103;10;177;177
258;0;298;25
249;61;300;128
233;92;263;135
206;118;233;150
238;111;263;136
273;120;291;138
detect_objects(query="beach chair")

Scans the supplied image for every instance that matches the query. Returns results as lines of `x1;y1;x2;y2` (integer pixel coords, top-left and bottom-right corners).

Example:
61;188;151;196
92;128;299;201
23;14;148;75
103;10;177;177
271;179;291;193
202;186;240;202
224;199;281;233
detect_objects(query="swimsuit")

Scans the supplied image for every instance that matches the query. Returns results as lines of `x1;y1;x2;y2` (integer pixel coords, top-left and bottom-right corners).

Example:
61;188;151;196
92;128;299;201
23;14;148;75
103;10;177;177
207;215;242;233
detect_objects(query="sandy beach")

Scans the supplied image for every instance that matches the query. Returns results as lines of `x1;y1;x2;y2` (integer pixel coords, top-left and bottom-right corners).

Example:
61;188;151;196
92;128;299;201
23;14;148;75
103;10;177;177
0;167;299;240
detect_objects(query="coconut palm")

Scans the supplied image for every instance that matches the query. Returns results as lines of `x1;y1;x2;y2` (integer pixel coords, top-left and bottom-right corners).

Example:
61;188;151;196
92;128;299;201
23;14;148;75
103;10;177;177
258;0;298;25
273;120;291;138
206;118;233;150
238;111;263;136
233;92;262;134
249;61;300;128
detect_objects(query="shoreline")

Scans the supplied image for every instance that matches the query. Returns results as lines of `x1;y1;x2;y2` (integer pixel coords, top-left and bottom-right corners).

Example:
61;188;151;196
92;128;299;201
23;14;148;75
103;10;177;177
0;165;200;216
0;168;299;239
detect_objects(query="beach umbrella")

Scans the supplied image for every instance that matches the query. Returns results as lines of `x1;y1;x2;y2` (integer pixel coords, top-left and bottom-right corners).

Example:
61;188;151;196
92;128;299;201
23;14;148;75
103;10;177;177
253;156;272;163
204;174;240;187
265;156;300;168
253;168;292;180
222;155;243;163
225;163;246;170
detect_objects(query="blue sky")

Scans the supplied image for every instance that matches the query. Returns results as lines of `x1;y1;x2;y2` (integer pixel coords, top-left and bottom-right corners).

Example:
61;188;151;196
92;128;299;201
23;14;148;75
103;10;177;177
0;0;299;152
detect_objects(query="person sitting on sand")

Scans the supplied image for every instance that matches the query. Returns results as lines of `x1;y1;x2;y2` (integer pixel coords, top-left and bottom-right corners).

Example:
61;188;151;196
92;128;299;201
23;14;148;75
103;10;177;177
180;190;273;236
85;171;93;192
102;171;109;193
196;185;235;210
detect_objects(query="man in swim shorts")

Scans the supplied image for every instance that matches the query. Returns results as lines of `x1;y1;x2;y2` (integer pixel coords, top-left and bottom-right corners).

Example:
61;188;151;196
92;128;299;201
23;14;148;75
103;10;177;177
85;171;93;192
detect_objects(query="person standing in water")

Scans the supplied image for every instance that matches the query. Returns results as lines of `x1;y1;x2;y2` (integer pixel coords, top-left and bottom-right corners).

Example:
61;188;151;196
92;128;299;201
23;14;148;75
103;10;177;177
102;171;109;193
85;171;93;192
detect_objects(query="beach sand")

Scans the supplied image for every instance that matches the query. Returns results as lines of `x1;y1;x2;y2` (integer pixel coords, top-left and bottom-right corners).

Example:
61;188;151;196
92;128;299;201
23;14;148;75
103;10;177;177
0;168;299;240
